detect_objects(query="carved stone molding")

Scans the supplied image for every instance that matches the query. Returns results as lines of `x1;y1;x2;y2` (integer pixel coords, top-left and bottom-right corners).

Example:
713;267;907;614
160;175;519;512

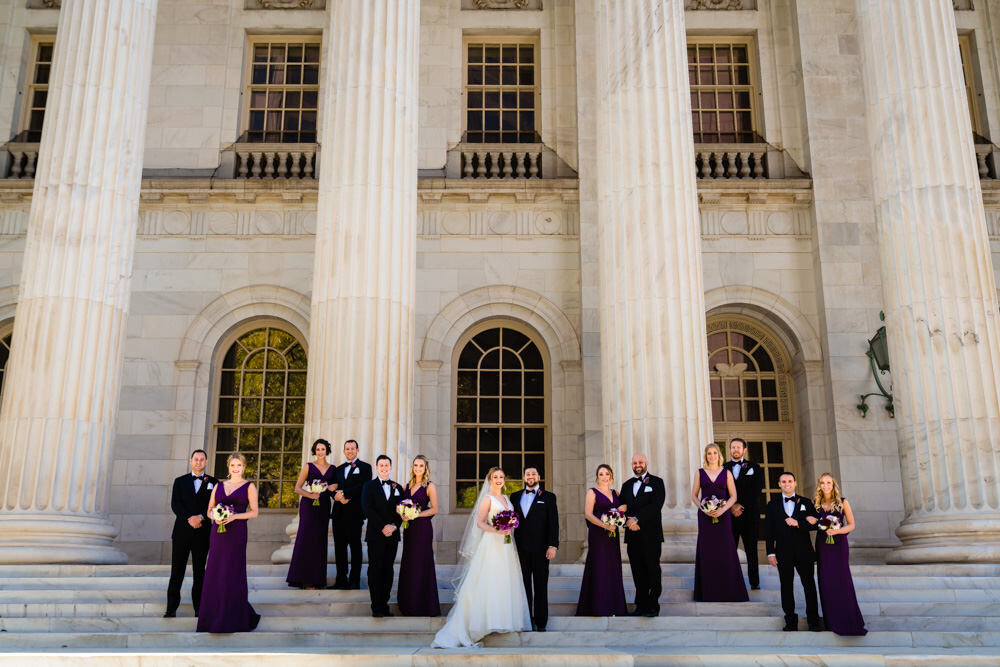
685;0;750;9
251;0;324;8
462;0;539;9
27;0;61;8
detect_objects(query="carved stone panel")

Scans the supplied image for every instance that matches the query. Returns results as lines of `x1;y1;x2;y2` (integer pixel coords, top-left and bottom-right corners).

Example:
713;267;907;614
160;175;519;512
461;0;541;9
685;0;755;9
27;0;61;8
247;0;325;9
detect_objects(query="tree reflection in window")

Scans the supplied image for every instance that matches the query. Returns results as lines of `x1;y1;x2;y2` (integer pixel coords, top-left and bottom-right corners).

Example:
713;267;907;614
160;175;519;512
707;325;788;423
215;326;307;508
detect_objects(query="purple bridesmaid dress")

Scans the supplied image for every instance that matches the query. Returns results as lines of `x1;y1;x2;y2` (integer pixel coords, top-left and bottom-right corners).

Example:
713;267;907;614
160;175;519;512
197;481;261;633
694;468;749;602
396;484;441;616
576;488;627;616
286;462;337;588
815;502;867;636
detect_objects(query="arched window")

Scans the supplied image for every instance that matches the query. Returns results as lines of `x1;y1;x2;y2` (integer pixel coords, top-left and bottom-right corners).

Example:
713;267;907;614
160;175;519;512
707;315;797;515
213;324;307;509
0;330;11;398
454;324;547;508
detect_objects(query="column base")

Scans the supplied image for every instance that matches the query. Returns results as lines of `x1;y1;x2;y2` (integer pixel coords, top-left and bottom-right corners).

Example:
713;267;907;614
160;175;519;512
888;512;1000;564
661;512;697;562
269;516;342;564
0;514;126;564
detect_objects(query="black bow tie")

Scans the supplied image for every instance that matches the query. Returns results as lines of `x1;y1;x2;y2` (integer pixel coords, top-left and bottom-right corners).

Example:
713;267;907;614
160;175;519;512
524;489;536;495
784;496;796;503
382;480;392;486
193;475;204;480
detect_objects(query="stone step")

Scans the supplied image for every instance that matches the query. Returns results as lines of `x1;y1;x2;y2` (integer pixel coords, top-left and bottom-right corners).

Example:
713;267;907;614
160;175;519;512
1;629;999;651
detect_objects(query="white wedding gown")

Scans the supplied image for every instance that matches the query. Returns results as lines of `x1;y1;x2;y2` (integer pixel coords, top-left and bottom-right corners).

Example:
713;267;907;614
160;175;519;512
432;494;532;648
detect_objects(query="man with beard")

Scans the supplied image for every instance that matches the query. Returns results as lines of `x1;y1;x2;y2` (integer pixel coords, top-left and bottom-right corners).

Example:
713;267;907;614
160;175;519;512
617;453;665;617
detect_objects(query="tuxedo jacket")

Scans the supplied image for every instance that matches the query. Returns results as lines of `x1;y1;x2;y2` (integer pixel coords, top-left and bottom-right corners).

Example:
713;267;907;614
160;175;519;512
724;458;766;520
510;487;559;553
170;473;218;540
765;494;818;562
618;474;665;544
361;478;404;543
331;459;372;522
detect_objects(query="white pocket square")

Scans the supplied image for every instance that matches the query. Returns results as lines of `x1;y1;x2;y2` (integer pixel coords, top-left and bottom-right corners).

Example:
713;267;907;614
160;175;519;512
351;468;359;475
746;469;754;476
644;485;652;492
536;501;545;504
206;482;213;489
800;504;806;511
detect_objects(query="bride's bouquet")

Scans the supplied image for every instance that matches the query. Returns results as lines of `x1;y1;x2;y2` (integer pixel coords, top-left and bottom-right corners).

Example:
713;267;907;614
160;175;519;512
210;504;235;533
396;498;421;529
302;480;328;506
600;508;626;537
700;495;724;524
818;514;842;544
491;510;520;544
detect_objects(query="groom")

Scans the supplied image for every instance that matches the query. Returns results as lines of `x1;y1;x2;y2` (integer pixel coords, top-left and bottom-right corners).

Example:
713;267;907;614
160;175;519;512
165;449;217;618
765;471;822;631
361;454;403;617
618;453;665;617
510;466;559;632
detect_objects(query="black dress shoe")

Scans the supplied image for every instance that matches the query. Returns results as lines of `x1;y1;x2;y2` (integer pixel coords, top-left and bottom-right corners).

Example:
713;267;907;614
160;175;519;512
382;610;394;617
783;622;797;631
536;625;546;632
162;611;176;618
327;583;343;590
627;608;645;616
750;585;760;590
808;624;823;632
642;611;657;618
349;584;362;590
372;611;384;618
531;622;538;631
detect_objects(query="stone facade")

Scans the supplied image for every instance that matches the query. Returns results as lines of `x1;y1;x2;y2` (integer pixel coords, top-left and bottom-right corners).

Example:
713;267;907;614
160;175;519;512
0;0;998;565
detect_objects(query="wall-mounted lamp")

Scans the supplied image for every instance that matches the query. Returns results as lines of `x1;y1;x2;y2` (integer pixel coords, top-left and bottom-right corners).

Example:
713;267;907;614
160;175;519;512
857;312;893;418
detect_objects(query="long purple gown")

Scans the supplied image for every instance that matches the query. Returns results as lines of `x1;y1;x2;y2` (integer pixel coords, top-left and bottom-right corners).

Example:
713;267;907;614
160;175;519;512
576;488;627;616
694;468;749;602
815;502;867;636
197;481;260;633
286;462;337;588
396;484;441;616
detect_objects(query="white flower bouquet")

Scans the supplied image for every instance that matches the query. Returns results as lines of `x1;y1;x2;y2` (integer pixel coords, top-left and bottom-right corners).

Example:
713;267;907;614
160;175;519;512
600;508;627;537
396;498;421;529
302;479;328;506
818;514;842;544
211;504;235;533
700;495;724;524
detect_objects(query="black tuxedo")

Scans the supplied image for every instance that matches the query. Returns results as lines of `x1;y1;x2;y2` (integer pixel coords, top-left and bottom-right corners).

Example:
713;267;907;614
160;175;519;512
618;473;665;614
765;494;820;627
166;472;217;615
510;487;559;630
361;477;403;615
724;458;765;587
330;458;371;587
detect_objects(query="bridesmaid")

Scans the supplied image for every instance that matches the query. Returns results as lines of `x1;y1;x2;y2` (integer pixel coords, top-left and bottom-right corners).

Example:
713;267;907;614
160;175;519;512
286;439;338;589
576;464;627;616
397;454;441;617
197;453;261;633
807;473;867;636
691;443;749;603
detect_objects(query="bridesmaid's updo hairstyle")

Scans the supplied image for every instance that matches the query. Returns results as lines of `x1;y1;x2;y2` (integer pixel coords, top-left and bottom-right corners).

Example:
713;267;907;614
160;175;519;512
311;438;331;457
409;454;432;488
226;452;247;476
595;464;614;483
703;443;724;468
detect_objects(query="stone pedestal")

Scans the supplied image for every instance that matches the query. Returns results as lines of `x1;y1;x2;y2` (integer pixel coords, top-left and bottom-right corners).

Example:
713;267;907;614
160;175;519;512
0;0;158;564
274;0;420;563
594;0;713;562
856;0;1000;563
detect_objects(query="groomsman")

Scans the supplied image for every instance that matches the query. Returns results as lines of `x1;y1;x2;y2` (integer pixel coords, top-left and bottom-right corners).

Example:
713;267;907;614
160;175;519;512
510;466;559;632
765;471;822;632
165;449;217;618
618;453;665;617
330;439;371;589
724;437;765;589
361;455;403;617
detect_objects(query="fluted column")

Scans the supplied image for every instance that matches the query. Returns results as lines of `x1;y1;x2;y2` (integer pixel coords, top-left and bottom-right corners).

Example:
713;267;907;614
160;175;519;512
856;0;1000;563
0;0;157;563
595;0;712;561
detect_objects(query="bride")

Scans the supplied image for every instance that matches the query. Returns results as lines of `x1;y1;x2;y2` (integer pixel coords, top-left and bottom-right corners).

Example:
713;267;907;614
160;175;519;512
432;467;531;647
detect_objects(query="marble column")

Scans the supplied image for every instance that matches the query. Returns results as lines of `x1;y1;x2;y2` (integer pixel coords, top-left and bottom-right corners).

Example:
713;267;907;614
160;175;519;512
0;0;157;564
595;0;713;561
856;0;1000;563
273;0;419;562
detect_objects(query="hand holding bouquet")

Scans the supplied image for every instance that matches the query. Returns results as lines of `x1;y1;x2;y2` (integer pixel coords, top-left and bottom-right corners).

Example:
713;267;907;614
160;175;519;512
700;495;724;524
600;508;626;537
210;504;235;533
302;480;328;506
396;498;421;528
491;509;520;544
818;514;842;544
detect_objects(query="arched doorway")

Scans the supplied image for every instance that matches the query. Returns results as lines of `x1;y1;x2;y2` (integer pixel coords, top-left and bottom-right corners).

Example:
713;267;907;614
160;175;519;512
707;314;798;516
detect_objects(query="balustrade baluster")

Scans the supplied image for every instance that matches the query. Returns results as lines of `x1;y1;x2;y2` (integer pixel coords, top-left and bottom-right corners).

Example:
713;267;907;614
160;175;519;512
10;152;24;178
739;151;751;178
502;151;513;178
304;151;315;178
475;151;487;178
264;151;276;178
699;151;710;178
290;152;302;178
276;151;288;178
463;151;473;178
251;152;263;178
528;152;540;178
751;151;764;178
238;152;249;178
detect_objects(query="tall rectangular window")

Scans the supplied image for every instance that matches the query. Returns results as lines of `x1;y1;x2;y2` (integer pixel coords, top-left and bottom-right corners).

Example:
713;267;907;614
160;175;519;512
958;34;984;137
465;38;537;144
20;37;54;142
688;37;758;144
242;37;320;143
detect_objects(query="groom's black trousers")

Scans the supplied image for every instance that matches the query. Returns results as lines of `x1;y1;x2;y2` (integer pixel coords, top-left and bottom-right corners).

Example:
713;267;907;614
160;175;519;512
366;536;398;614
626;538;662;614
166;531;209;615
517;548;550;629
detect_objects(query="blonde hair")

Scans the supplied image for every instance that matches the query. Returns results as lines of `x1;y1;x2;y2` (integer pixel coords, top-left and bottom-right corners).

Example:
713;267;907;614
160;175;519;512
813;472;844;512
486;466;505;484
595;464;614;483
703;443;724;468
226;452;247;478
409;454;432;488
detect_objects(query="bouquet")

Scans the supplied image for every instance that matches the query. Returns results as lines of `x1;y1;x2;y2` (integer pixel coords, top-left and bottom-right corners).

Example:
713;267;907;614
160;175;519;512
210;504;234;533
700;495;724;524
600;508;627;537
302;479;328;506
396;498;421;529
818;514;842;544
491;509;520;544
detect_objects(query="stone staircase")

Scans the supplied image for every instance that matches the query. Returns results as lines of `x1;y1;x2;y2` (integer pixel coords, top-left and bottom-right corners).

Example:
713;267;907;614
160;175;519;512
1;563;1000;665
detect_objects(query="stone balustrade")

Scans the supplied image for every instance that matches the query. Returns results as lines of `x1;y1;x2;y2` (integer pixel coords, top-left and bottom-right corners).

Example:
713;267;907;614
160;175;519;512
975;142;997;179
3;143;40;179
232;142;317;179
456;143;544;179
694;143;768;179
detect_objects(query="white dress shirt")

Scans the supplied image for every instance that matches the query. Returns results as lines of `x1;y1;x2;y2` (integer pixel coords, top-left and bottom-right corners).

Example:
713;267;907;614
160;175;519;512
520;487;537;516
